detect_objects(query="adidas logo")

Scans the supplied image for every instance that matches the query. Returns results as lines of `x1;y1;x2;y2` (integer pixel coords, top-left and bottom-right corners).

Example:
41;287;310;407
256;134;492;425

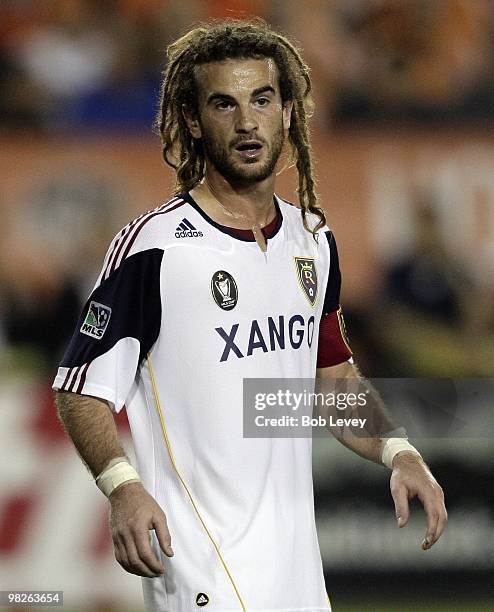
175;218;203;238
196;592;209;607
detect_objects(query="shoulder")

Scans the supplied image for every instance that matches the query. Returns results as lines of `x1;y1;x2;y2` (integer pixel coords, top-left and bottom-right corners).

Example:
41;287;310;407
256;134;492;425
98;195;191;281
275;194;333;243
110;194;192;256
276;194;301;220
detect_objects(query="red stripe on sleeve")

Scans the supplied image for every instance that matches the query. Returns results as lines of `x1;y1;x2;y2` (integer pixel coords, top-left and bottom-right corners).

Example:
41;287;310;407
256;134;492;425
317;309;353;368
76;363;89;394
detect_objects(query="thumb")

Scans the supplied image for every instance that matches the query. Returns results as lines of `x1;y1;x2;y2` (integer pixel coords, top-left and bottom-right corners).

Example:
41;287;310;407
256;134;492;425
153;515;174;557
392;484;410;528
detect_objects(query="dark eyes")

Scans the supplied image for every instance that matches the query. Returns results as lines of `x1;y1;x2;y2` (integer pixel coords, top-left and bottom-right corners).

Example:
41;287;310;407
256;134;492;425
214;97;271;110
216;100;234;110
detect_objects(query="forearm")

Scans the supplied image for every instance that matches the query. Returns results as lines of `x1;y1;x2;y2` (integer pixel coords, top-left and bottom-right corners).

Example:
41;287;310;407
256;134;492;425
333;430;383;465
56;391;173;575
56;391;126;478
316;360;403;465
316;361;446;548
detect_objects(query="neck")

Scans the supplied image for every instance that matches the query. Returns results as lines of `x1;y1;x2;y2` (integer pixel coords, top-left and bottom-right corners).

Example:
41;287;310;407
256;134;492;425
200;162;276;227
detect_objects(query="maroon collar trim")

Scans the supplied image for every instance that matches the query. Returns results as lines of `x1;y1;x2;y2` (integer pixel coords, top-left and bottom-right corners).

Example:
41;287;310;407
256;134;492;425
182;192;283;243
215;210;280;240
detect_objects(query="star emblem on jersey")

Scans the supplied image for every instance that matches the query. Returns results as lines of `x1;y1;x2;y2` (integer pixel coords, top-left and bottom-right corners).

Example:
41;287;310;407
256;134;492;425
294;257;318;306
211;270;238;310
196;593;209;607
80;301;112;339
175;218;204;238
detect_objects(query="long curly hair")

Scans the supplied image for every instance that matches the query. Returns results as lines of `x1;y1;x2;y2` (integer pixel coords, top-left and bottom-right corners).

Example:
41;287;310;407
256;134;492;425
155;18;326;236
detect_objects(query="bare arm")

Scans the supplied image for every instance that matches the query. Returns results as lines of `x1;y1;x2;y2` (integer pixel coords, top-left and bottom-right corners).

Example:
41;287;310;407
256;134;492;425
316;361;447;549
56;391;126;477
55;391;173;577
316;360;396;464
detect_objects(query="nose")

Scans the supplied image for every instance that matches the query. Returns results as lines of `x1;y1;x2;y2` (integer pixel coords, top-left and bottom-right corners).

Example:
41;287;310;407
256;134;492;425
234;104;258;133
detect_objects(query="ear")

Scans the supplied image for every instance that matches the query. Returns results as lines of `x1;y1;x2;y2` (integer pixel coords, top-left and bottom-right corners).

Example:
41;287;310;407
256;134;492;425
182;104;202;139
282;100;293;131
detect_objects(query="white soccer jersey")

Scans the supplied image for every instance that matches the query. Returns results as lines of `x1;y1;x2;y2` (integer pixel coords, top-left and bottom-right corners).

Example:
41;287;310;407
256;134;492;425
54;193;343;612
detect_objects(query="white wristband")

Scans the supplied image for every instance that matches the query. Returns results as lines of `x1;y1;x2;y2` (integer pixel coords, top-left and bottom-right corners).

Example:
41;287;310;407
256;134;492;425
95;459;141;497
381;438;422;469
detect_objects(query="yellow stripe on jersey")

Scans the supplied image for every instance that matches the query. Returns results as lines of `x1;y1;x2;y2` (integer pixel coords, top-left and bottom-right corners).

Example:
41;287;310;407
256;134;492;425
336;306;352;354
147;354;247;611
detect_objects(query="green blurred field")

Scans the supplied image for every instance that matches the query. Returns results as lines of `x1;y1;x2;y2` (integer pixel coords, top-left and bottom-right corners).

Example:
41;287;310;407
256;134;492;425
40;603;493;612
336;603;493;612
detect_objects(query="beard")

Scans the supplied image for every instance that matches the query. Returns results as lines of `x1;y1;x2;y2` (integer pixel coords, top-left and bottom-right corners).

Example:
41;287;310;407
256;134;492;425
200;120;285;185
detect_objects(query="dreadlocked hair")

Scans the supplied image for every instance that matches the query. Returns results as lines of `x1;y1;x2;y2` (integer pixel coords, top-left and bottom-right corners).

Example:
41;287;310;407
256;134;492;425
155;18;326;238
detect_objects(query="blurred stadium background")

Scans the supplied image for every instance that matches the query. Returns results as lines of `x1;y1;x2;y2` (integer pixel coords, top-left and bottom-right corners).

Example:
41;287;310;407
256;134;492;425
1;1;493;610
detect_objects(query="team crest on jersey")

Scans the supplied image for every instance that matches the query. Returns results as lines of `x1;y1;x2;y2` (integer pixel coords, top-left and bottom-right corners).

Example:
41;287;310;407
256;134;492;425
211;270;238;311
80;301;111;339
196;593;209;607
294;257;318;306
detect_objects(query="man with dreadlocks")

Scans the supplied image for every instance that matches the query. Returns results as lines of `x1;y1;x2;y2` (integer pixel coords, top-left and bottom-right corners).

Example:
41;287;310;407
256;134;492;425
54;19;446;612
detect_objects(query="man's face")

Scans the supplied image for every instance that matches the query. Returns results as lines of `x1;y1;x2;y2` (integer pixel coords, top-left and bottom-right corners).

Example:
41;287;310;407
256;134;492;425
187;58;292;185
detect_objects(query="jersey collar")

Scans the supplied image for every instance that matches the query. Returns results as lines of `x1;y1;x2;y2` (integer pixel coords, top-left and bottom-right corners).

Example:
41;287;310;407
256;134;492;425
181;192;283;243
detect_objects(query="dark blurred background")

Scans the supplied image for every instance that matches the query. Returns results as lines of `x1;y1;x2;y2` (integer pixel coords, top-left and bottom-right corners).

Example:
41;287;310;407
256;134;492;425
0;1;493;610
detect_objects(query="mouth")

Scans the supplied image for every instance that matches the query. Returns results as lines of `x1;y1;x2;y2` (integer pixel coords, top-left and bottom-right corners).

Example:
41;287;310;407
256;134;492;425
233;140;264;160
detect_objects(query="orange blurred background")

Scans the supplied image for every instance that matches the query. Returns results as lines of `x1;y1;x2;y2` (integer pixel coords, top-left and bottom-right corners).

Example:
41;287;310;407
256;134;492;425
1;2;493;610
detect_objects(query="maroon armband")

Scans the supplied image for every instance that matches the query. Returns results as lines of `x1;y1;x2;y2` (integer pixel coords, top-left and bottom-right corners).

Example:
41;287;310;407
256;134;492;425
316;308;353;368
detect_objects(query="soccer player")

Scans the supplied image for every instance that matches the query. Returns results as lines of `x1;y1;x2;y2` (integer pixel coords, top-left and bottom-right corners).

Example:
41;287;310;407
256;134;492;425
54;19;447;612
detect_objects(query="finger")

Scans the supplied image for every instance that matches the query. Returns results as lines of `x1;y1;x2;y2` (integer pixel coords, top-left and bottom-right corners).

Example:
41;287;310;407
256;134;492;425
421;499;440;550
391;484;410;528
425;501;448;548
114;547;122;565
153;515;174;557
434;505;448;544
133;527;165;574
121;532;162;578
114;534;130;570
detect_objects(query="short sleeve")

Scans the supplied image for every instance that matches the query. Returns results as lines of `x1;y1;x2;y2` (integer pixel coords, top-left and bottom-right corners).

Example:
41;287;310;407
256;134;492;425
321;231;341;316
52;248;163;412
317;231;352;367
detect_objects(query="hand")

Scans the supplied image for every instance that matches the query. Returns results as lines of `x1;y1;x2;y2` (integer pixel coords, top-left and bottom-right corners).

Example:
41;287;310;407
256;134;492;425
109;481;174;577
390;451;447;550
